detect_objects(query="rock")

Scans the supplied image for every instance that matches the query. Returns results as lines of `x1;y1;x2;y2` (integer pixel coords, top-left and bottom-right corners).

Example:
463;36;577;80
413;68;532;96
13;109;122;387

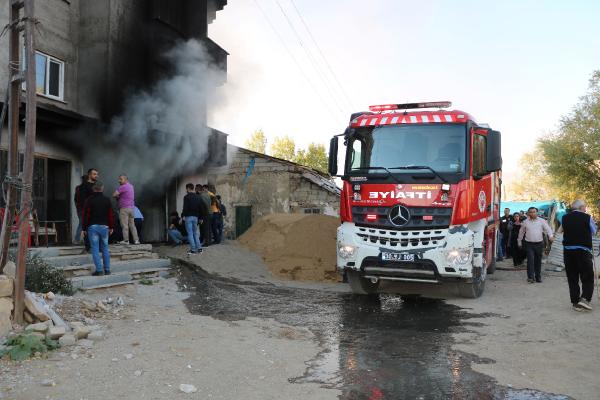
124;353;134;360
179;384;197;394
47;326;66;339
40;379;56;387
87;331;104;341
69;321;84;329
95;301;108;312
78;339;94;348
59;334;77;346
73;326;91;340
111;358;118;362
26;322;49;333
44;292;55;301
116;297;125;306
24;292;50;322
3;261;16;279
0;298;13;337
134;370;142;377
0;275;13;297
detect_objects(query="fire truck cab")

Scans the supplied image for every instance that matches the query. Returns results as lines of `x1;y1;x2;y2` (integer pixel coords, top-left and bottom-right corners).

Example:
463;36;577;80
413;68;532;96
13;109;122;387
328;102;502;298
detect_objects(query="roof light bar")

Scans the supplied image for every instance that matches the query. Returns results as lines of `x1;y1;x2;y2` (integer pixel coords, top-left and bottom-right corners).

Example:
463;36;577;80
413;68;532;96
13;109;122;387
369;101;452;112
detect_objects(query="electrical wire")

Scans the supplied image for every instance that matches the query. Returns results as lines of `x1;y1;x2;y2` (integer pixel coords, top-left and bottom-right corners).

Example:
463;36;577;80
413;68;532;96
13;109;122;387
288;0;356;111
272;0;347;117
251;0;342;119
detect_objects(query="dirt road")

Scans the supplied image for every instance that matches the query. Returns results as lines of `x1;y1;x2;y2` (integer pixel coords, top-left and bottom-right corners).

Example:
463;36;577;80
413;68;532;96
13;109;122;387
0;243;595;399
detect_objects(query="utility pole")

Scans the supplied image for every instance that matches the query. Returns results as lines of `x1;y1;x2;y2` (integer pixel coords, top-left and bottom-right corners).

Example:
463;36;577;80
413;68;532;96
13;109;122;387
0;0;37;324
0;0;25;273
14;0;37;324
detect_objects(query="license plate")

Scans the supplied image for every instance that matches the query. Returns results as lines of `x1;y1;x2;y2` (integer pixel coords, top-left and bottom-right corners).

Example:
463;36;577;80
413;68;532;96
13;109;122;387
381;252;415;262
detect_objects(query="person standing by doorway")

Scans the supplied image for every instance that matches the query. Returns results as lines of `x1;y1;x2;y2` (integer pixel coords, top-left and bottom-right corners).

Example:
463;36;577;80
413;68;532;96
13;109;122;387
82;181;114;276
518;207;554;283
509;212;525;267
133;205;144;243
182;183;202;255
113;174;140;245
561;200;596;312
73;175;87;244
80;169;99;251
499;207;511;258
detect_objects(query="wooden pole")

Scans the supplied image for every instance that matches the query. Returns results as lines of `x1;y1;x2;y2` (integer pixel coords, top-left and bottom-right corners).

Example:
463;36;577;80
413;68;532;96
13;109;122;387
0;0;24;273
14;0;37;325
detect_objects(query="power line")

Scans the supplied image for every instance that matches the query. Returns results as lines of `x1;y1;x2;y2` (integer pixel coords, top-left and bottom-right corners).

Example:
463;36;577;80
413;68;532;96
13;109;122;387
273;0;348;116
288;0;356;111
251;0;343;119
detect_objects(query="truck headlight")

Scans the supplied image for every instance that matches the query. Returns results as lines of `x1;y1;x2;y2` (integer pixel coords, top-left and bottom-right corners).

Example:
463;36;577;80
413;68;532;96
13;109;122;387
445;248;472;266
338;244;357;259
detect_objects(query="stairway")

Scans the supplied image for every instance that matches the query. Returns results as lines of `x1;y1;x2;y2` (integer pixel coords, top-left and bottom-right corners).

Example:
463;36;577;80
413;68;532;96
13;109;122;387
30;244;171;290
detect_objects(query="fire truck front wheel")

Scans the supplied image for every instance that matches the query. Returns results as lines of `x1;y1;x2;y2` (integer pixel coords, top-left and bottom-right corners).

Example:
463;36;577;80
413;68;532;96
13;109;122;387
458;267;486;298
347;271;380;295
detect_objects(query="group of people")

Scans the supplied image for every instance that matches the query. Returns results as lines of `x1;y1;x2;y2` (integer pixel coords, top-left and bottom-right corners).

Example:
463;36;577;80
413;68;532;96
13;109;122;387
73;168;143;276
168;183;227;255
498;201;597;312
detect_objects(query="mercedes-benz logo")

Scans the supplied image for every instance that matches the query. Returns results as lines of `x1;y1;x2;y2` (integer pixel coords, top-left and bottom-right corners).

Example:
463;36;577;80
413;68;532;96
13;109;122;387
389;205;410;227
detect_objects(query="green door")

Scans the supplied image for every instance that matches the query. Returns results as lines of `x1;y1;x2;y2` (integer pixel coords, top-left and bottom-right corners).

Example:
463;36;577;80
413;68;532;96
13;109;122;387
235;206;252;238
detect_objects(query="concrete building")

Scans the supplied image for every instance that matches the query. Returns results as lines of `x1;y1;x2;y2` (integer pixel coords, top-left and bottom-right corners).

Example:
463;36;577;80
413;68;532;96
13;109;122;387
0;0;228;243
175;146;340;238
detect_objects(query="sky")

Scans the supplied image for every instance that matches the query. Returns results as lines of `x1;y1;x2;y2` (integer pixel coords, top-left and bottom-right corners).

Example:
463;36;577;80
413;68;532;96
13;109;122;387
208;0;600;177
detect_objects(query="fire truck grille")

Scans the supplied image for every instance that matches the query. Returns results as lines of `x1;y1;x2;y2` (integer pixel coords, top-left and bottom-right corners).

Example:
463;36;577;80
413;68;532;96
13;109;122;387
356;227;446;248
361;257;439;280
352;206;452;230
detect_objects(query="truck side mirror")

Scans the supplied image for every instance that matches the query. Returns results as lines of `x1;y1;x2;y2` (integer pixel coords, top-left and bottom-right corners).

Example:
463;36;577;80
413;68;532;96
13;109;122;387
486;130;502;172
328;136;338;176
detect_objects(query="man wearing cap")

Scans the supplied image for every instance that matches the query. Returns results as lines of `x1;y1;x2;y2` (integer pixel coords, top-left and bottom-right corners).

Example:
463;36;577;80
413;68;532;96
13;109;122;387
561;200;597;311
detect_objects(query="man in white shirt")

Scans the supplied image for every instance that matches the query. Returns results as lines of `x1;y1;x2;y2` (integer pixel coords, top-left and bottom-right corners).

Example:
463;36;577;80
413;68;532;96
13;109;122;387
518;207;554;283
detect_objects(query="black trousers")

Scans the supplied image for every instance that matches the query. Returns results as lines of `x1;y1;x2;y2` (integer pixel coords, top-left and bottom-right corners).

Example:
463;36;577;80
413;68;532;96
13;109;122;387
199;215;211;246
525;241;544;280
564;249;594;304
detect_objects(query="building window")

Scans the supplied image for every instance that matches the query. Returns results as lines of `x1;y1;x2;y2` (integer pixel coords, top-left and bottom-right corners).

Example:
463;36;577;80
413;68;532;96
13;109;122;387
303;208;321;214
23;51;65;101
35;52;64;100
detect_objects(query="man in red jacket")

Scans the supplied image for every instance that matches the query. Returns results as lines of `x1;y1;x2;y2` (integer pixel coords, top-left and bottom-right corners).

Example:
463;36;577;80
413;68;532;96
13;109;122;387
82;181;115;276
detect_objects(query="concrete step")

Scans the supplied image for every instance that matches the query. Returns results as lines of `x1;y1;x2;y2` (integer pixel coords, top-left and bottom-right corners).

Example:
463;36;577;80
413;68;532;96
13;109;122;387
45;252;158;268
63;258;172;278
30;243;154;258
71;268;170;290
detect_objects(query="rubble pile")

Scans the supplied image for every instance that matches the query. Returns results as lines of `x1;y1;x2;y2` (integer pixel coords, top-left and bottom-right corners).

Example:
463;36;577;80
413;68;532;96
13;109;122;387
0;261;16;337
238;213;339;282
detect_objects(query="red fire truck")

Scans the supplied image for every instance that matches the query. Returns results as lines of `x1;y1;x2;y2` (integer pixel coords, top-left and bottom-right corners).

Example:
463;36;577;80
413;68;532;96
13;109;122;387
328;102;502;298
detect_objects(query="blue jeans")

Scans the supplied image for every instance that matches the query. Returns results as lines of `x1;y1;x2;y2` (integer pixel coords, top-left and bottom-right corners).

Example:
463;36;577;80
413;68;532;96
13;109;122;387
497;232;505;258
168;229;187;244
185;216;201;252
88;225;110;273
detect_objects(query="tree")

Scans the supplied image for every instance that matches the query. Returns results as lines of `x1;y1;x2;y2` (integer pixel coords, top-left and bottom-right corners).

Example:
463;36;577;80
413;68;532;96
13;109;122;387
295;143;329;173
270;135;296;161
246;129;267;153
505;148;561;201
539;70;600;213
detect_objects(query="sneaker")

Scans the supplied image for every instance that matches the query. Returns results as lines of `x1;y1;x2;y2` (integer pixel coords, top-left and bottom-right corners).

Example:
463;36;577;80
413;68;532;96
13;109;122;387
104;270;111;275
196;248;204;253
573;303;586;312
92;271;104;276
535;278;542;283
134;241;141;245
187;251;196;256
117;241;129;245
527;278;534;283
577;298;592;311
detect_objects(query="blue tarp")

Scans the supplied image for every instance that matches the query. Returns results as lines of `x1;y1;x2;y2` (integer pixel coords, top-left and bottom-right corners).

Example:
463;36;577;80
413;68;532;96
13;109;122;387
501;200;567;223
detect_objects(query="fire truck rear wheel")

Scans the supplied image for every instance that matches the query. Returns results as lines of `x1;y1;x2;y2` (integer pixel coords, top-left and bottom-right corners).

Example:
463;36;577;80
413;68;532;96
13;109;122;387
458;266;486;298
347;270;380;295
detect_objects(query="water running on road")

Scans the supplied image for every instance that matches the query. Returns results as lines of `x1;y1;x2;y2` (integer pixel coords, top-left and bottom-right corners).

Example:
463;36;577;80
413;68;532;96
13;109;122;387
178;266;570;400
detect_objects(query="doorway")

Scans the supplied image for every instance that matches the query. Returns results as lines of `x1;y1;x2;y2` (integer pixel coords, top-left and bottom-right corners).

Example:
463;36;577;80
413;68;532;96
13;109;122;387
235;205;252;238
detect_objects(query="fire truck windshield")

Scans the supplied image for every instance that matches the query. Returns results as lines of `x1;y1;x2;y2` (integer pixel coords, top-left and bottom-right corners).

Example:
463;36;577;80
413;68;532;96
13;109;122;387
346;124;467;179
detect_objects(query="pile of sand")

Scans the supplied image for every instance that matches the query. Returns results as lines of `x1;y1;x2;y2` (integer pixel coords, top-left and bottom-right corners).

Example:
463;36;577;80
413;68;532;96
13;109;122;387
238;213;339;282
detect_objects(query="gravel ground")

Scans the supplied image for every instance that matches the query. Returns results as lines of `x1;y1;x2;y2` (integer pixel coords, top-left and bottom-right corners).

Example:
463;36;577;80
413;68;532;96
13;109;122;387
0;275;337;400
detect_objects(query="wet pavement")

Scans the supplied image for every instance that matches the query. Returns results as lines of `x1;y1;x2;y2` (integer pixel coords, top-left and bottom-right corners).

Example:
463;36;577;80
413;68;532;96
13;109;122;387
178;265;571;400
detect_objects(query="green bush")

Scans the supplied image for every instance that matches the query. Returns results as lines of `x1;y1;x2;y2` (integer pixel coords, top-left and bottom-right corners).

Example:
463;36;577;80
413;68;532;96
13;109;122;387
7;254;74;295
0;332;60;361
